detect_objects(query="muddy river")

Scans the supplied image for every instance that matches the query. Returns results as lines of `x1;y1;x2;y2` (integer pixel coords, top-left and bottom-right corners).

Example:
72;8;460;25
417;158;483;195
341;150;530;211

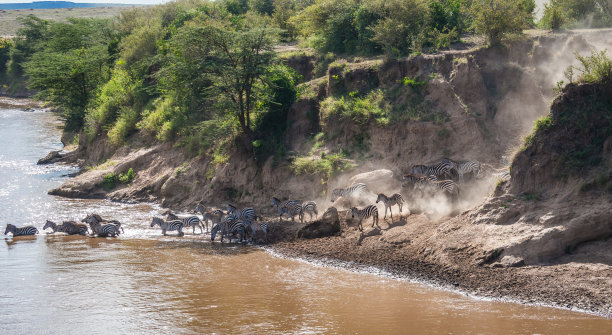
1;99;611;334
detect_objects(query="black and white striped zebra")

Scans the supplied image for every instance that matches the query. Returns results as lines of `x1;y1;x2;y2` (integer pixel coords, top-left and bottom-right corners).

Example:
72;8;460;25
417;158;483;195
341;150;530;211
43;220;88;235
82;215;119;237
226;204;258;222
89;214;124;235
411;160;455;180
376;193;404;220
452;160;482;183
350;205;379;231
244;220;269;243
271;197;302;222
402;174;428;196
427;179;460;200
211;221;246;243
330;183;368;207
4;224;38;236
300;201;318;223
166;212;204;234
150;217;184;236
201;209;224;232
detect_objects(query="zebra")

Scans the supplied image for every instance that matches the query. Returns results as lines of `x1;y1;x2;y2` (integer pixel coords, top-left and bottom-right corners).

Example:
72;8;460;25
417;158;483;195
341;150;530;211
330;183;368;207
150;217;184;237
243;219;269;243
402;174;428;196
82;215;119;237
226;204;258;221
4;224;38;236
300;201;318;223
452;160;482;183
43;220;88;235
166;212;204;234
202;209;224;232
426;179;460;200
89;214;124;234
350;205;379;231
271;197;302;222
411;160;455;180
375;193;404;220
211;221;246;243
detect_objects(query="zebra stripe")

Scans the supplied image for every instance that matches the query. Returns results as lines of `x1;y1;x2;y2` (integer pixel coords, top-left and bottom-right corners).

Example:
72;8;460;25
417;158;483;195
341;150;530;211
88;214;123;235
454;160;481;182
271;197;302;222
350;205;379;231
428;179;460;199
411;160;454;179
82;215;119;237
211;221;246;243
331;183;368;207
5;224;38;236
150;217;184;236
376;193;404;220
300;201;318;223
244;220;269;243
167;212;203;234
44;220;89;235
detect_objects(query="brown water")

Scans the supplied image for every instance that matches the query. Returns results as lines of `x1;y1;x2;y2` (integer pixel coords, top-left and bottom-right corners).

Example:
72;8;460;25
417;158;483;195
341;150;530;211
1;99;611;334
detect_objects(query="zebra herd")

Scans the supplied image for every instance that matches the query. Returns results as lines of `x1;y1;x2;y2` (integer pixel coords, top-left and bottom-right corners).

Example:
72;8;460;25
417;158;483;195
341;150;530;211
4;157;497;240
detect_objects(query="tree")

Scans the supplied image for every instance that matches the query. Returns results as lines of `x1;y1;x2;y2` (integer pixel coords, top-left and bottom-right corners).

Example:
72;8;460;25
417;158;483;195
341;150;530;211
471;0;530;45
196;25;279;138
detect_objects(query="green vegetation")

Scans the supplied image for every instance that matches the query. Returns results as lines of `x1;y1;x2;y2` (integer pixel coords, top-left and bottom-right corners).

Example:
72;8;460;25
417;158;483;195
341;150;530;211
470;0;533;45
103;172;118;190
118;168;136;184
540;0;612;30
321;89;389;126
291;152;356;183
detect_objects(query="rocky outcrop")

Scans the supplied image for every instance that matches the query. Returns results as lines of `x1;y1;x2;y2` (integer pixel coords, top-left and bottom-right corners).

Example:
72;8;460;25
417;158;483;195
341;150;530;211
297;206;341;239
37;150;63;164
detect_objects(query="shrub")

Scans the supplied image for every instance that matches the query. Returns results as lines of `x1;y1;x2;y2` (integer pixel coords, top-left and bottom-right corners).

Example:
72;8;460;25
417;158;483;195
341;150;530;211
118;168;136;184
320;89;389;126
103;173;118;190
471;0;530;45
540;2;567;30
291;152;356;182
573;50;612;84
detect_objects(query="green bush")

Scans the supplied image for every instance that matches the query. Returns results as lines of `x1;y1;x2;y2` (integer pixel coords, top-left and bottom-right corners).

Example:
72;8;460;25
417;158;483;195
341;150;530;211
291;152;356;182
574;50;612;84
470;0;530;45
103;173;118;190
540;2;567;30
118;168;136;184
320;89;389;126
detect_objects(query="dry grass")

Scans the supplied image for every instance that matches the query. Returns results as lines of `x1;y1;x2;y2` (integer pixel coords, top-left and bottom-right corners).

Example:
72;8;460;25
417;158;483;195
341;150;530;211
0;6;142;37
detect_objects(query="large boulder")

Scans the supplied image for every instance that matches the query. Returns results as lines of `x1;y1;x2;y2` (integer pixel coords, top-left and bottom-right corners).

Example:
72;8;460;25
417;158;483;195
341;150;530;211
347;169;396;194
297;207;341;239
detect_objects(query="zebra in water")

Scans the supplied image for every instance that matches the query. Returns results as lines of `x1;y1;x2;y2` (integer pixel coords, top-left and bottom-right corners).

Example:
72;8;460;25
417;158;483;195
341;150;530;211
351;205;379;231
166;212;204;234
194;204;223;232
300;201;318;223
271;197;302;222
211;221;246;243
82;215;119;237
150;217;184;236
4;224;38;236
43;220;88;235
330;183;368;207
89;214;124;234
376;193;404;220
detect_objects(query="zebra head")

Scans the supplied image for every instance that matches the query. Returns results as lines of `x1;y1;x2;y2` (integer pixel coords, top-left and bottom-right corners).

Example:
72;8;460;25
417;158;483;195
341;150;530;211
194;203;205;214
271;197;281;208
43;220;56;231
350;207;358;219
375;194;385;203
5;224;13;235
81;214;99;225
166;212;179;221
210;224;220;241
150;217;163;228
330;189;342;203
226;204;237;214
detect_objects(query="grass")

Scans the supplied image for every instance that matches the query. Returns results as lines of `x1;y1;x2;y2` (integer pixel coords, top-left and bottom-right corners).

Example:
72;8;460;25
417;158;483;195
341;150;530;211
0;7;136;37
85;159;117;172
320;89;390;127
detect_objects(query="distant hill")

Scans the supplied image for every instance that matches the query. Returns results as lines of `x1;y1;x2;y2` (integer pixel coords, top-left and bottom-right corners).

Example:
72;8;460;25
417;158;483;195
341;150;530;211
0;1;132;10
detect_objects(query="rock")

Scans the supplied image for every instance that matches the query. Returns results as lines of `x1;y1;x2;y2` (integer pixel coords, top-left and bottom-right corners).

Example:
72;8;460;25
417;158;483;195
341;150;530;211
297;207;341;239
37;150;62;164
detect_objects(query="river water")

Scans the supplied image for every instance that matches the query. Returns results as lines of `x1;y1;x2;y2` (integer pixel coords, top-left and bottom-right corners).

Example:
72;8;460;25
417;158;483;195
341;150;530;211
1;99;611;334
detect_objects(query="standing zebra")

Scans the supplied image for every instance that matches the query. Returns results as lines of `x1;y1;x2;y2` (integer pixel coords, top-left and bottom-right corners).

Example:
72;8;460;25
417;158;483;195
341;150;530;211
350;205;379;231
167;212;204;234
376;193;404;220
88;214;124;235
454;160;481;183
226;204;258;221
194;204;222;232
300;201;318;223
411;159;455;180
82;215;119;237
244;220;269;243
330;183;368;207
4;224;38;236
150;217;184;237
271;197;302;222
211;221;246;243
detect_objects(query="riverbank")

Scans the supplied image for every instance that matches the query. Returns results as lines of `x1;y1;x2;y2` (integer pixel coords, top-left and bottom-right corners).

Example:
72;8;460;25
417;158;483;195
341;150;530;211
267;224;612;317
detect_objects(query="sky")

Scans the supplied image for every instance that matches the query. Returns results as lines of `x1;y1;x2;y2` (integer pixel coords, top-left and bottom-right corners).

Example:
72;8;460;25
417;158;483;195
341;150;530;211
0;0;171;4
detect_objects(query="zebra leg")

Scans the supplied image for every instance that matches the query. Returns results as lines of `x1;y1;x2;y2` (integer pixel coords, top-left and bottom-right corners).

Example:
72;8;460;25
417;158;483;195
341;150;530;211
162;228;167;236
373;213;379;228
390;207;393;221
